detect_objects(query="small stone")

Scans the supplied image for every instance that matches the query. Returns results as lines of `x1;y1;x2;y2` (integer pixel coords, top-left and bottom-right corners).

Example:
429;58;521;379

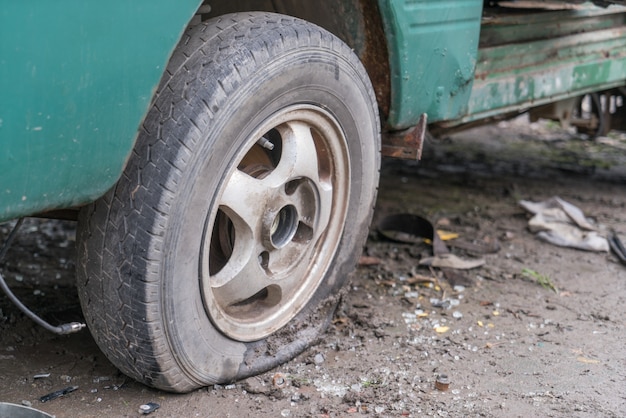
241;376;271;395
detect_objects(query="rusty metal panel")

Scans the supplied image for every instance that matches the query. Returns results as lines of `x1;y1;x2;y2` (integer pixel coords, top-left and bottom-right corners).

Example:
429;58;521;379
442;5;626;127
381;113;427;159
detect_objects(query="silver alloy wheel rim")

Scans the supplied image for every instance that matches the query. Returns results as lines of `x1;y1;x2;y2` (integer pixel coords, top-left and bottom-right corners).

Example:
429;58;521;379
200;105;351;342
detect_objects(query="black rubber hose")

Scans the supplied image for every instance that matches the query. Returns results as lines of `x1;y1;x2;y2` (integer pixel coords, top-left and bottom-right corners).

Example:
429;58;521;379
0;218;85;335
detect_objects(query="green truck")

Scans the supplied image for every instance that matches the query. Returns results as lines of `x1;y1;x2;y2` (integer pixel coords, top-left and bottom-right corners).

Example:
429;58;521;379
2;0;625;392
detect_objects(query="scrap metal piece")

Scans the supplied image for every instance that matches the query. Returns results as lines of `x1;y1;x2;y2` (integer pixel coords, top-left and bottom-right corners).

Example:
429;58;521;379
435;374;450;391
378;213;449;255
138;402;160;415
382;114;427;160
39;386;78;403
272;372;288;389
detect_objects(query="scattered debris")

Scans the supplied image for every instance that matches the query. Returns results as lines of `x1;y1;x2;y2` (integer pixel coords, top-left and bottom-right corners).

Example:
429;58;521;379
435;374;450;391
519;197;609;252
314;353;325;365
272;372;288;389
430;297;460;310
379;214;487;273
241;376;271;395
138;402;160;415
377;213;447;254
358;256;382;266
420;253;485;270
39;386;78;403
448;236;501;255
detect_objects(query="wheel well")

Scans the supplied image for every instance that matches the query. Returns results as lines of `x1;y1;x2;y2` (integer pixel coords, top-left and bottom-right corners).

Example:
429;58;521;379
198;0;390;118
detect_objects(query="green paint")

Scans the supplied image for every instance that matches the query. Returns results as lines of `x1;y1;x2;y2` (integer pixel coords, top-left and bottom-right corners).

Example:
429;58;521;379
2;1;626;223
0;0;200;222
377;0;483;129
449;6;626;126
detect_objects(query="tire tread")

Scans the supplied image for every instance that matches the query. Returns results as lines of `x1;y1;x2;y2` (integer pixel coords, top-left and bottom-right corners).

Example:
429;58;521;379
77;12;379;392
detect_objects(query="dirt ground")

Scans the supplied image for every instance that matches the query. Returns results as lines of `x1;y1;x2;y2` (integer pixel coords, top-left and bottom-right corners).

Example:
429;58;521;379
1;116;625;417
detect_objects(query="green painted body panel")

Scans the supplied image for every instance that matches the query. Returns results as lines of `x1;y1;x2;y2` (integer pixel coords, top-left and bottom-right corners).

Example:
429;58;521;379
454;6;626;125
377;0;484;129
2;1;626;223
0;0;200;222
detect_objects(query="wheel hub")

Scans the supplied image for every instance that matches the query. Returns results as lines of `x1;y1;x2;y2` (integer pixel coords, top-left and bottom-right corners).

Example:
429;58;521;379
266;204;299;250
200;105;350;341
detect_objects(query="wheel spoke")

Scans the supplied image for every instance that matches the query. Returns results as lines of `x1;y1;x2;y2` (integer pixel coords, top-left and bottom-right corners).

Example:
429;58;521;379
290;180;333;243
272;121;335;242
211;250;274;307
219;169;273;234
268;121;322;186
266;241;310;279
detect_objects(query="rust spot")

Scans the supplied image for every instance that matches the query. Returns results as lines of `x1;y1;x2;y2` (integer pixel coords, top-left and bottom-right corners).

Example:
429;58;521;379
358;0;391;119
381;113;427;160
272;372;288;388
